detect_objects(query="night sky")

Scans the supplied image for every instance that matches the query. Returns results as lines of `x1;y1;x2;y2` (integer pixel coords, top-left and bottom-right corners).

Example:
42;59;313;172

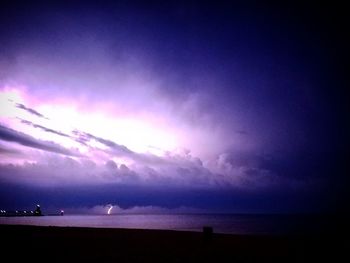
0;1;348;214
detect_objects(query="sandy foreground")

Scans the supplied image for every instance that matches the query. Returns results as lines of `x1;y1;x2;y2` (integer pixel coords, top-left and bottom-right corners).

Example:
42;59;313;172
1;224;348;262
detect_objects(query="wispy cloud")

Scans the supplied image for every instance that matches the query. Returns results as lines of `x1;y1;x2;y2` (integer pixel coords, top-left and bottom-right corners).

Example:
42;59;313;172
19;118;71;138
15;103;49;119
71;129;167;165
0;124;81;157
73;130;133;155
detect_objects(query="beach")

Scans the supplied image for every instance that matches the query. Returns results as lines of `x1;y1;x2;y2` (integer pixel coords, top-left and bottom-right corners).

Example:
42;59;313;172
1;224;347;262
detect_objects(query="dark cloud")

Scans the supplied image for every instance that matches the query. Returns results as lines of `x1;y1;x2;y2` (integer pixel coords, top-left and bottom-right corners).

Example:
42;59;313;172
212;150;310;190
72;130;132;155
84;132;133;155
72;129;168;165
15;103;48;119
0;124;80;157
19;118;71;138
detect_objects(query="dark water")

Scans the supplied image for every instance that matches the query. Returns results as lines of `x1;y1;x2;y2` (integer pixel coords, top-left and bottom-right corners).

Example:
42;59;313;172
0;214;334;235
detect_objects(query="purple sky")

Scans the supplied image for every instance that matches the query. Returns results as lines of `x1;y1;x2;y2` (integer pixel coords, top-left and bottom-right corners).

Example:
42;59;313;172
0;1;348;213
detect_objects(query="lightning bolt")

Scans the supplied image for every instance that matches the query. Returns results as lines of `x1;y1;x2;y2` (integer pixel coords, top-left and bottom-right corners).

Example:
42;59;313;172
107;205;113;215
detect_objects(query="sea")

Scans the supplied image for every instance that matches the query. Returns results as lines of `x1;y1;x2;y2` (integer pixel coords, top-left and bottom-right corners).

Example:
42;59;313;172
0;213;335;235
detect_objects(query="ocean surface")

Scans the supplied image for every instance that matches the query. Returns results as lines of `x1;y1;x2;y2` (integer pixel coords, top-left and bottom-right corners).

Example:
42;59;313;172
0;214;332;235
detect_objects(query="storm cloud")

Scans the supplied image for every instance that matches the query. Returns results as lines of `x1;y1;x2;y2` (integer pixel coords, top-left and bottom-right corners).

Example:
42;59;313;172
0;1;348;213
0;124;80;157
